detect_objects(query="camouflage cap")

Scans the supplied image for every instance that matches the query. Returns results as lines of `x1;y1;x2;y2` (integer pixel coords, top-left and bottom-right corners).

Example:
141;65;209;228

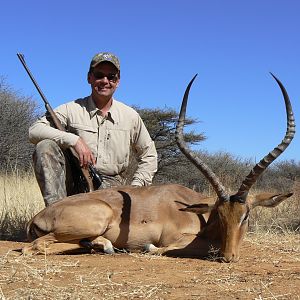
89;52;120;71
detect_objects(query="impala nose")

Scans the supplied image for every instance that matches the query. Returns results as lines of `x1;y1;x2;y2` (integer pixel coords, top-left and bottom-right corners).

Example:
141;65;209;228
221;256;232;263
221;253;239;263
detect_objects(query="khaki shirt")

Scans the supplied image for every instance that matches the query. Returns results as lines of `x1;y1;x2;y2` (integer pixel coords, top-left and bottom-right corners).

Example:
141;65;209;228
29;96;157;186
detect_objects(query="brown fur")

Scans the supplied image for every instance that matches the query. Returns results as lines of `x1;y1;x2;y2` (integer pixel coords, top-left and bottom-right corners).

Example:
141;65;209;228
23;185;293;262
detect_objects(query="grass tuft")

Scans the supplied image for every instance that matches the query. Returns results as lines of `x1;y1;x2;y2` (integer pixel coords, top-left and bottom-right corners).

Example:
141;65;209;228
0;171;44;241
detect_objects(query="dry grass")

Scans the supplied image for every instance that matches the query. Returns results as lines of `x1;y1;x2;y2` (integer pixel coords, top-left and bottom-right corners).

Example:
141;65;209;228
245;231;300;259
1;174;299;299
0;234;299;300
1;173;299;241
249;183;300;234
0;250;169;300
0;172;44;240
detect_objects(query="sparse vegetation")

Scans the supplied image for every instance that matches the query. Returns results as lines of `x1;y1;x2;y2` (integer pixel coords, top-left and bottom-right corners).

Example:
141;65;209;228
0;78;39;173
0;170;44;240
0;233;299;299
248;188;300;233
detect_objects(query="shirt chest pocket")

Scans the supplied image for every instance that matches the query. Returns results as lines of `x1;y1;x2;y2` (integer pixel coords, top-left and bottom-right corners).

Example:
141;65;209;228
69;123;98;147
104;128;131;165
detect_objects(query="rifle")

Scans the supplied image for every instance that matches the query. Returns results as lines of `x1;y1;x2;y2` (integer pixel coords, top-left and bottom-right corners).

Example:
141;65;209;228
17;53;102;192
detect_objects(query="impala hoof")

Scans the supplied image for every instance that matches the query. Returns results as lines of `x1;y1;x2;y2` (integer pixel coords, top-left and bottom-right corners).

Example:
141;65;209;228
104;247;115;254
144;244;158;253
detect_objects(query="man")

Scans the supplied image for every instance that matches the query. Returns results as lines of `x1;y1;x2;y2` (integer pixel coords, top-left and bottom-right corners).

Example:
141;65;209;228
29;52;157;206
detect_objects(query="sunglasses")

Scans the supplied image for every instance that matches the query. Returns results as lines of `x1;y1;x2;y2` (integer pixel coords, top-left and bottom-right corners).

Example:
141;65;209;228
92;71;119;82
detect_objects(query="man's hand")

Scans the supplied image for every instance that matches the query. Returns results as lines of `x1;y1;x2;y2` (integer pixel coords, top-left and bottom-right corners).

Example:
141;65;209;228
74;137;96;168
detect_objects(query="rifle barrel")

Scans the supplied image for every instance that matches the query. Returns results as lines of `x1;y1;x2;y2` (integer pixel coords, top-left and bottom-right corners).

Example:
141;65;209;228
17;53;64;131
17;53;102;191
17;54;49;106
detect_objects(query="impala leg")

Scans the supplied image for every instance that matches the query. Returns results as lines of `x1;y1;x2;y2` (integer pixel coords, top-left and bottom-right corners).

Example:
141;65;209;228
23;233;86;255
145;243;188;256
145;234;196;255
145;234;214;258
23;233;59;255
80;236;115;254
23;234;116;255
144;243;162;253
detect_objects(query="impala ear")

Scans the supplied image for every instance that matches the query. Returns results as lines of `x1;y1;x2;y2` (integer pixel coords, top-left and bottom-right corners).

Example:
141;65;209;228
179;203;214;215
249;192;293;209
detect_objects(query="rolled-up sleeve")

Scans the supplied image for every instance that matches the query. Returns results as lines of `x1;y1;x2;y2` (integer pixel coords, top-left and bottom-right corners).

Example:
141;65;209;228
131;115;157;186
29;105;79;148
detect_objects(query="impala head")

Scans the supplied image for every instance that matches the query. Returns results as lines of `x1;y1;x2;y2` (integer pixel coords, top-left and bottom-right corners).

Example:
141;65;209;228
177;73;295;262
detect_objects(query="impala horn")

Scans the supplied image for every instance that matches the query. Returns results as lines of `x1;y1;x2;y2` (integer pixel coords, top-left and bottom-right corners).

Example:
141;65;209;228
233;73;296;202
175;74;230;202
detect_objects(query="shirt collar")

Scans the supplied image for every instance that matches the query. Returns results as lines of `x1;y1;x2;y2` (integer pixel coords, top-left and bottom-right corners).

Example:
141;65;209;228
88;96;116;124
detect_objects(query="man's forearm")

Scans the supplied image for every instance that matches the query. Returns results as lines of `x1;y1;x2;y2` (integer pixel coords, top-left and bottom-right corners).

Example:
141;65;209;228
29;118;79;148
131;141;158;186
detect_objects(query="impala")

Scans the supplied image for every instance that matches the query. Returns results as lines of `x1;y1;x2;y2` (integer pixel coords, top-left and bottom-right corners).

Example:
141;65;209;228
23;73;295;262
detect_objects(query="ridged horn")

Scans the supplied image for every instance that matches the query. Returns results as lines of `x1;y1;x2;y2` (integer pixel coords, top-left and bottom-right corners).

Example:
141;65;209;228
235;73;296;199
175;74;230;202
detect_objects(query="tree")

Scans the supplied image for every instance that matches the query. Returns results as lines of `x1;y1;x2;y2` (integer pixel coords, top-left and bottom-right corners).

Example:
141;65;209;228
0;78;39;172
123;106;205;184
256;159;300;192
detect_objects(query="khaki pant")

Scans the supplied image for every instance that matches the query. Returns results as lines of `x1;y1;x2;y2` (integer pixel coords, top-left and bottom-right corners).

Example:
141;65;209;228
33;140;124;206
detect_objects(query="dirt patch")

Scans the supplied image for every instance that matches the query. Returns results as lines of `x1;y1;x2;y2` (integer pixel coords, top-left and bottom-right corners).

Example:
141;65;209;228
0;235;299;299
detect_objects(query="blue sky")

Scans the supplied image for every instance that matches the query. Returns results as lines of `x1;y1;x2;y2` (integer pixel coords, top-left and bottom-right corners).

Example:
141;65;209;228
2;0;299;162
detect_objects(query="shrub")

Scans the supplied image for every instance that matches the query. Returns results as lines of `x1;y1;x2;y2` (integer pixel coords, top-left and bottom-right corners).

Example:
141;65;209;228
0;78;39;173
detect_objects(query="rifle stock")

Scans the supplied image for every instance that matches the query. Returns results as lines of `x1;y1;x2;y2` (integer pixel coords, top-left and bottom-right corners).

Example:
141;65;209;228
17;53;102;192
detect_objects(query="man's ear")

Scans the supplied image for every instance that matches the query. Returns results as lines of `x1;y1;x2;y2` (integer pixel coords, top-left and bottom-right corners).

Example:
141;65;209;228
87;72;92;84
115;78;120;88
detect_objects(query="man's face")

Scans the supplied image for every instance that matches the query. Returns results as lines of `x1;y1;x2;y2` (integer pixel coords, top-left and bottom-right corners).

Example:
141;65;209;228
88;62;120;100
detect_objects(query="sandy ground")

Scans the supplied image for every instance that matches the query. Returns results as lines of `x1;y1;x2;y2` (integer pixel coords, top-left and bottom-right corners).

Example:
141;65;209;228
0;236;299;300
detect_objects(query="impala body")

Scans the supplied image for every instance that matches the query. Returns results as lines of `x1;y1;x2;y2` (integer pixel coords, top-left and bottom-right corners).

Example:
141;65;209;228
26;185;211;255
23;73;295;262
